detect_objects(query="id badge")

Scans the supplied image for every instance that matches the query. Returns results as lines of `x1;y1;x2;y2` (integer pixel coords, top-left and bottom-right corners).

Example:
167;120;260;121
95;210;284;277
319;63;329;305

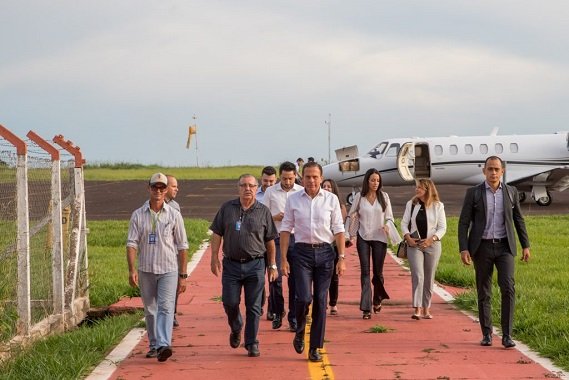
148;233;157;244
235;221;241;231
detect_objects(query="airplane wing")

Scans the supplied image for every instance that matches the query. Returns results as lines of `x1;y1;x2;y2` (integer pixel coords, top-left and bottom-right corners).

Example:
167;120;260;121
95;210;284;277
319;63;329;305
507;167;569;192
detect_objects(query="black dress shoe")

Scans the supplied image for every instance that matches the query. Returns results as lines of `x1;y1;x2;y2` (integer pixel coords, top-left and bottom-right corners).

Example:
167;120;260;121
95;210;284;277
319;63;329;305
145;348;158;358
272;315;282;330
308;348;322;362
293;333;304;354
289;322;297;332
480;334;492;346
230;331;241;348
246;343;260;357
157;346;173;362
502;335;516;348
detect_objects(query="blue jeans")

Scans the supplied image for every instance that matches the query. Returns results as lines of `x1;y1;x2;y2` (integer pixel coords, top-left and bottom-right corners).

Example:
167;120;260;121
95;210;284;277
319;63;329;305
222;257;265;347
139;271;178;349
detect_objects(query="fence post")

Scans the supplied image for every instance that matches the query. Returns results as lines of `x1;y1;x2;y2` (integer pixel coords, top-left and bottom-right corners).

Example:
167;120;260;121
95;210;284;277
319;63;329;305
0;125;30;335
53;135;88;323
26;131;65;330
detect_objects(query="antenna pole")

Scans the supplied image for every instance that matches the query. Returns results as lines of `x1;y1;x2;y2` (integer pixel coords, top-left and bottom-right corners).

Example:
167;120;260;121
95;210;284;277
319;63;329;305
325;113;331;163
193;115;199;167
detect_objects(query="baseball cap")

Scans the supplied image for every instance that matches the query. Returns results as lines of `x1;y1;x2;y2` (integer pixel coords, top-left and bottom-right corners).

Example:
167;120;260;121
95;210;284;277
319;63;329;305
149;173;168;186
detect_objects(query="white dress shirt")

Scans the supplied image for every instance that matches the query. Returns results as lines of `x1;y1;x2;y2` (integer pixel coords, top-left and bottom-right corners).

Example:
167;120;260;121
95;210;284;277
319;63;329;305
261;182;303;232
348;192;393;243
281;188;345;244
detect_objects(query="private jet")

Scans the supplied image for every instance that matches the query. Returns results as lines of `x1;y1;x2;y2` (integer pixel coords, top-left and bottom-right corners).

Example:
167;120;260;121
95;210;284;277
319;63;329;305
322;131;569;206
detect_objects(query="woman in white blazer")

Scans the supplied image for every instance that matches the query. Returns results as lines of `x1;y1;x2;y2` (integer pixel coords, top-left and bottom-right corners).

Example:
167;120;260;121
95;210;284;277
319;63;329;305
401;178;447;320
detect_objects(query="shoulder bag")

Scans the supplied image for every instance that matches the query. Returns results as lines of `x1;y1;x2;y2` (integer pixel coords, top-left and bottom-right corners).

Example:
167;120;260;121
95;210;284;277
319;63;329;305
345;193;362;238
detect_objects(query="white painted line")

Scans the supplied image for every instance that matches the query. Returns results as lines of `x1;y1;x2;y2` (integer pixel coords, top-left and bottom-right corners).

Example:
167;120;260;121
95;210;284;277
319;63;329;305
85;240;210;380
85;328;146;380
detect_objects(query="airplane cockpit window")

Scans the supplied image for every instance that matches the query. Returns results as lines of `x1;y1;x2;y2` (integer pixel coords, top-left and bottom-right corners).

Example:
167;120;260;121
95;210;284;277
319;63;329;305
385;143;400;157
367;142;388;158
480;144;488;154
449;145;458;155
495;143;504;154
465;144;473;154
434;145;443;156
510;143;518;153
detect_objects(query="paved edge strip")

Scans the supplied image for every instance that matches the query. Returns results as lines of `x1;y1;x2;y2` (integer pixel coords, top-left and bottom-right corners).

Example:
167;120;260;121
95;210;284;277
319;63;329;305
85;240;210;380
389;250;568;380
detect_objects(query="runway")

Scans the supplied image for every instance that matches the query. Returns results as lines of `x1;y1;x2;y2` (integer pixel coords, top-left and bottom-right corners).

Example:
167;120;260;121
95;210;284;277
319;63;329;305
85;180;569;221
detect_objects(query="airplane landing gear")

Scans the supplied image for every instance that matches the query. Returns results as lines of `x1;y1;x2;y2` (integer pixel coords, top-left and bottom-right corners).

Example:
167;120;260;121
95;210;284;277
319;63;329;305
535;192;552;206
532;185;552;206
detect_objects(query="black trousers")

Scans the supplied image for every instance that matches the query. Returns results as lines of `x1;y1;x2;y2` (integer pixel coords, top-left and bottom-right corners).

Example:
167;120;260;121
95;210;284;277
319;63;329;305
472;240;515;336
293;243;335;349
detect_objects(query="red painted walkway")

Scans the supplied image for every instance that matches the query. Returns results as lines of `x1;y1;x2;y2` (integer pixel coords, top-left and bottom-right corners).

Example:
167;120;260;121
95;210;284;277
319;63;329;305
105;244;565;380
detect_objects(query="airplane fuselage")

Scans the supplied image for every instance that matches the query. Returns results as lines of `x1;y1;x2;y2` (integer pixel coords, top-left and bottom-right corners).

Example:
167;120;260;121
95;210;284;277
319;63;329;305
322;132;569;206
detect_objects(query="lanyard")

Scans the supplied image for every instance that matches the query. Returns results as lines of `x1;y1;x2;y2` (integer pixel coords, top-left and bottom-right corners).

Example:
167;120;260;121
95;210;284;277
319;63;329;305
150;208;162;233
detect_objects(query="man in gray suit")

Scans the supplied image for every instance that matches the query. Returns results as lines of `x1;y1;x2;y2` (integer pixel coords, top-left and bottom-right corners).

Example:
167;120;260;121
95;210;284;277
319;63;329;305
458;156;530;348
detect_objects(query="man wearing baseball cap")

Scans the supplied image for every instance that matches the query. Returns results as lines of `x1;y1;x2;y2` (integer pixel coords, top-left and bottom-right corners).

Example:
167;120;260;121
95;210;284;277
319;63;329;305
126;172;189;362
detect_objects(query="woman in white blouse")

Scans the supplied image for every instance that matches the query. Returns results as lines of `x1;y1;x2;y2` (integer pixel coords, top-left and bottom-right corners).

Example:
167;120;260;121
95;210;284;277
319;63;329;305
401;178;447;320
348;169;393;319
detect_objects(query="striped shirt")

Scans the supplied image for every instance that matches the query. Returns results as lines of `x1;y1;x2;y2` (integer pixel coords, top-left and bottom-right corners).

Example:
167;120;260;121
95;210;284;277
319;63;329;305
210;199;278;261
281;188;345;244
482;181;506;239
127;201;189;274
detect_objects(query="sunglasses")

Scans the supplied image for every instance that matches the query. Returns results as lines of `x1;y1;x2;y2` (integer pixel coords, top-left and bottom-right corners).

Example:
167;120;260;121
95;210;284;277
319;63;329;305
151;185;167;192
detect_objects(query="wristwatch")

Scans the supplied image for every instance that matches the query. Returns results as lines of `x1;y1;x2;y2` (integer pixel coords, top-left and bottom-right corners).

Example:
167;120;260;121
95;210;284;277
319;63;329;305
432;235;439;241
179;273;188;279
338;254;346;259
269;264;278;270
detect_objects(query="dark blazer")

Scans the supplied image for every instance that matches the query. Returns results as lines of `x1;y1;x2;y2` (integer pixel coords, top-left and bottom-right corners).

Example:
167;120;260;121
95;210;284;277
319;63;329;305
458;182;530;256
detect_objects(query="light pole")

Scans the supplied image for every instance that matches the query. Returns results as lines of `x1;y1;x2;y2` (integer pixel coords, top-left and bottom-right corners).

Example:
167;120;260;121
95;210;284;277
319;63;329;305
325;113;331;164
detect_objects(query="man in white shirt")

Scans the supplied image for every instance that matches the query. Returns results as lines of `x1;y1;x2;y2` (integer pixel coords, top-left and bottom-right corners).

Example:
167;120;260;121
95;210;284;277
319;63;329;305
279;162;346;362
261;161;303;331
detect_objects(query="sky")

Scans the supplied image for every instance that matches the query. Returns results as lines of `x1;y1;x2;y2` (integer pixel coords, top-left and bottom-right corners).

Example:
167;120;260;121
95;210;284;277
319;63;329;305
2;1;569;167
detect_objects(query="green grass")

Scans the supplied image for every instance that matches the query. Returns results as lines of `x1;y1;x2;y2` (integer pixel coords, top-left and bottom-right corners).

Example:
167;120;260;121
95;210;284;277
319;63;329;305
367;324;391;333
84;164;265;181
0;312;144;380
0;218;211;379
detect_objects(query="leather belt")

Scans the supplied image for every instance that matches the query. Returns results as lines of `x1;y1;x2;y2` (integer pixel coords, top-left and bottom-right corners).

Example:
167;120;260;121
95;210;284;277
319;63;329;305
481;238;507;244
225;256;263;263
296;242;331;249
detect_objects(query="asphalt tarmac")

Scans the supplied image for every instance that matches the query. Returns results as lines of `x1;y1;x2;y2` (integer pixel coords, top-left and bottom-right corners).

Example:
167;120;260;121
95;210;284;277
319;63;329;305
85;181;569;221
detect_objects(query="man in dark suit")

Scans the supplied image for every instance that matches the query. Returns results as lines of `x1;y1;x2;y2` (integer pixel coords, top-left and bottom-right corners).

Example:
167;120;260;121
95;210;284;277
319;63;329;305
458;156;530;348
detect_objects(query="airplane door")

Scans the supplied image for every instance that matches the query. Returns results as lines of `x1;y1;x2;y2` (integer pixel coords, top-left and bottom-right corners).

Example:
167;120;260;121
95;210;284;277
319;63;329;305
397;142;415;181
413;143;431;178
